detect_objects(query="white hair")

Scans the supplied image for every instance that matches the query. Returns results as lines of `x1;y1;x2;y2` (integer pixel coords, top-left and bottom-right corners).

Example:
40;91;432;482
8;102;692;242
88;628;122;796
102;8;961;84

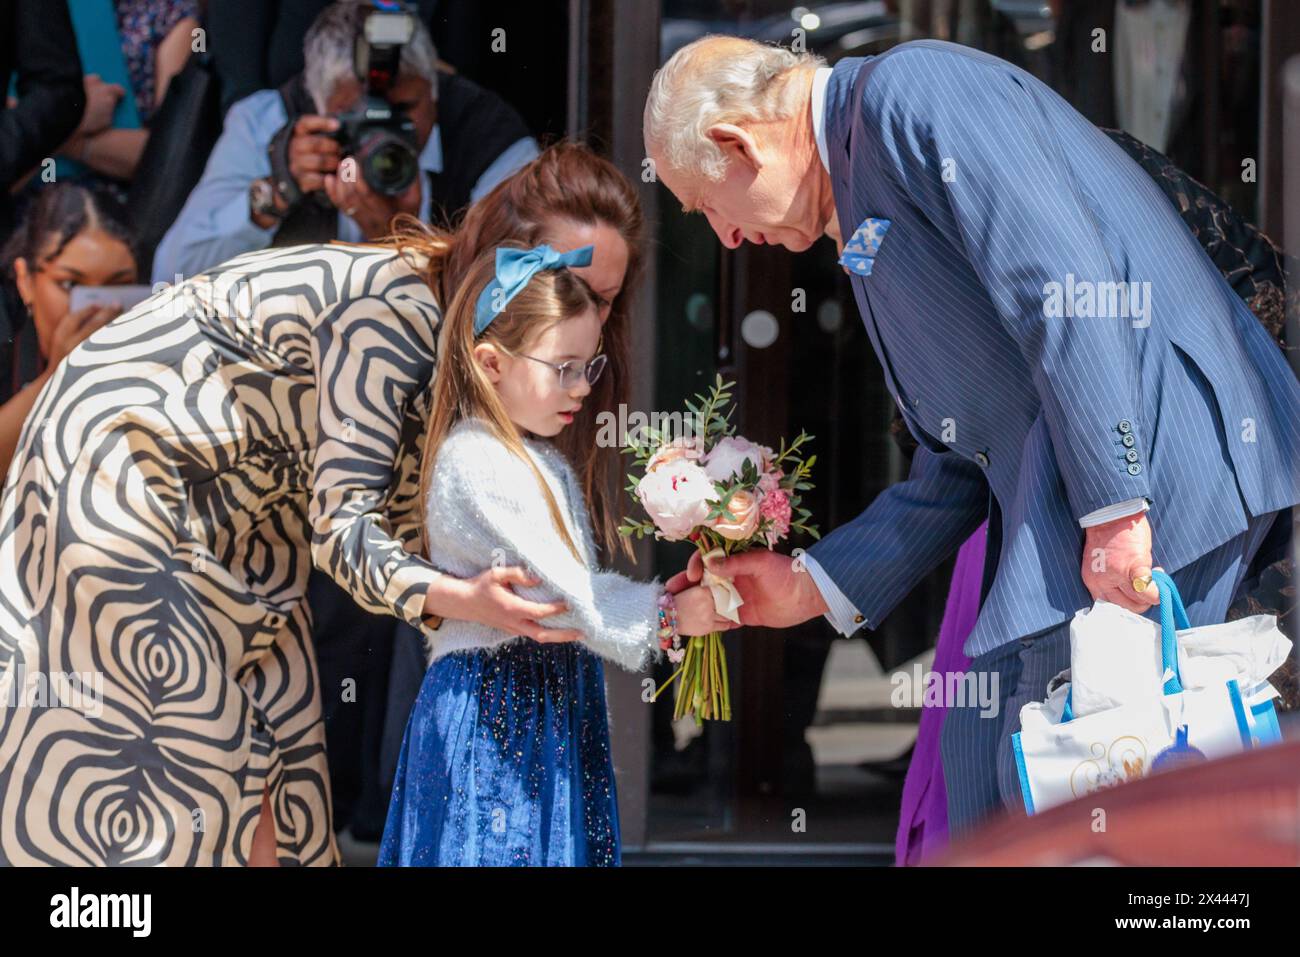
644;36;824;182
303;0;439;113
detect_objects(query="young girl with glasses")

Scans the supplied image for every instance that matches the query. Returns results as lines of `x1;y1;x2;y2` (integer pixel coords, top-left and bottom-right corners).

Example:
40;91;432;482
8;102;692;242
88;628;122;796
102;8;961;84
378;243;726;866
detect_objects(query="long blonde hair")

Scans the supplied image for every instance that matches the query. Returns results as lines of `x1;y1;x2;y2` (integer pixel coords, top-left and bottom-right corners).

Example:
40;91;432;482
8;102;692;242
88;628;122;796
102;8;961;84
418;245;600;562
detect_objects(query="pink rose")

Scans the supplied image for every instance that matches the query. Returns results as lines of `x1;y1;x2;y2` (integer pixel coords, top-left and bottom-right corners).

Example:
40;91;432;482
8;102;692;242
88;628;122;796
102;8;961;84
709;489;761;541
636;458;713;541
646;436;704;473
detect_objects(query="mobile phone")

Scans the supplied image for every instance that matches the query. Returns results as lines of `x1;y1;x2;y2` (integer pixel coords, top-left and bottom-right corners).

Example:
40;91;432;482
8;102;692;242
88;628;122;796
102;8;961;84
68;284;152;314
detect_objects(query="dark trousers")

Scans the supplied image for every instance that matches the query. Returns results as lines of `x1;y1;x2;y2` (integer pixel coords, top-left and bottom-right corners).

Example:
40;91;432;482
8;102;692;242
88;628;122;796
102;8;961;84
310;568;425;840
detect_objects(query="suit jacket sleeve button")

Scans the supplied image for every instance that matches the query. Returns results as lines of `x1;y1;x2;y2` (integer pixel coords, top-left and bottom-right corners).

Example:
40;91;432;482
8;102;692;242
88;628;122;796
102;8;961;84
1117;419;1133;434
974;451;989;468
1125;449;1139;463
1122;433;1136;448
1127;462;1142;475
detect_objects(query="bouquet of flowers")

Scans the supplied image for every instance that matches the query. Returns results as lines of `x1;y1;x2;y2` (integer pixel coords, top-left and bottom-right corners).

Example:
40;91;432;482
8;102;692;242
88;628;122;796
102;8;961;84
619;377;818;722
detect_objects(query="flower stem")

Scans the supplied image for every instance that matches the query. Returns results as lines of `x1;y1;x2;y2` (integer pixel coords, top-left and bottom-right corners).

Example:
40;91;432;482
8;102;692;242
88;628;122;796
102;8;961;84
652;662;685;701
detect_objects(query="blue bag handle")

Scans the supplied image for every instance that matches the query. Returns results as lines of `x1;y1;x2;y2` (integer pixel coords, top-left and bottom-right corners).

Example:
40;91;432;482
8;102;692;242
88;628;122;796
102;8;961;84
1061;569;1188;722
1152;569;1189;694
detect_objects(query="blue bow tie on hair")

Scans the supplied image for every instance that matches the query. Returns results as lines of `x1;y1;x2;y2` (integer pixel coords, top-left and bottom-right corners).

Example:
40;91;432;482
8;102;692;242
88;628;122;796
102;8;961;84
474;243;595;335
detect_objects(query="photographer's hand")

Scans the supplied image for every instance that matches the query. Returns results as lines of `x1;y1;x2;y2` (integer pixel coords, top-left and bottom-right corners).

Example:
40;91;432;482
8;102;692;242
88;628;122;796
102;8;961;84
287;115;342;194
324;165;421;240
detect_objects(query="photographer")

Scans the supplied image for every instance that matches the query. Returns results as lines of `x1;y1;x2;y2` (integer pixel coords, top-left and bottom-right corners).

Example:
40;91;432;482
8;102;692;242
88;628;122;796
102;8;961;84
151;0;537;283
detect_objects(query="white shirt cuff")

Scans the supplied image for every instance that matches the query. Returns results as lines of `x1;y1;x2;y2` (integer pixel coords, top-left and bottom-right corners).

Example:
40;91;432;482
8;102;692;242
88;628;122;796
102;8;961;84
800;553;866;637
1079;497;1149;528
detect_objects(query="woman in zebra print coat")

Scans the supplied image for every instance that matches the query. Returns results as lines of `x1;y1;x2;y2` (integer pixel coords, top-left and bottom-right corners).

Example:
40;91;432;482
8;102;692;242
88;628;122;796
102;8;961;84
0;144;643;866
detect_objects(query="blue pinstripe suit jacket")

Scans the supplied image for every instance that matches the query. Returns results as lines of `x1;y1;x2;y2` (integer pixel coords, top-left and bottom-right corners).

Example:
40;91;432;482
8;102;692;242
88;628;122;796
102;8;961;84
804;41;1300;656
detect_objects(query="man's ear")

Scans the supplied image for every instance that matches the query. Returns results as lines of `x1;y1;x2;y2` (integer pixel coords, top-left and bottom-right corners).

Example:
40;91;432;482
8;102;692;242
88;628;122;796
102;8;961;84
706;123;762;172
473;342;505;384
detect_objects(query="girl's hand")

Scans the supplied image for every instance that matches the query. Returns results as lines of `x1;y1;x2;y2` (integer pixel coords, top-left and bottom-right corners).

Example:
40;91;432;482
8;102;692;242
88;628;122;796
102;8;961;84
425;567;582;643
673;584;734;636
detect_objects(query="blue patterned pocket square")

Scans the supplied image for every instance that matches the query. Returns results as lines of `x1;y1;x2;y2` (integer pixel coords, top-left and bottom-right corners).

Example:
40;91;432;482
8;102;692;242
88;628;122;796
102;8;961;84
839;217;892;276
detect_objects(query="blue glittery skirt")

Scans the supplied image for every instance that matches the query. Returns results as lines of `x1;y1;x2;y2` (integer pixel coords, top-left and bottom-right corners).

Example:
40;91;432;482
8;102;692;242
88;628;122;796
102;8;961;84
377;639;621;866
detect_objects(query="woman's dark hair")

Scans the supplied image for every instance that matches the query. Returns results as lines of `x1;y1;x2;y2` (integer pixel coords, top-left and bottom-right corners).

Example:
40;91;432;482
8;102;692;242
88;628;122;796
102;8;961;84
1;184;138;279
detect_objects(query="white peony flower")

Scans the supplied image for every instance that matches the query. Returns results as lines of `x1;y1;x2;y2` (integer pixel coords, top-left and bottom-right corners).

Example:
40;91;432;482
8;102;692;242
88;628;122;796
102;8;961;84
635;459;714;541
702;436;772;484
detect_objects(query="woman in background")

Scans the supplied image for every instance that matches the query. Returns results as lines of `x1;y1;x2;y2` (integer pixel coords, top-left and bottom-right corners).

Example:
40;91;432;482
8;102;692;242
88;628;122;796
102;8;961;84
52;0;199;190
0;183;139;476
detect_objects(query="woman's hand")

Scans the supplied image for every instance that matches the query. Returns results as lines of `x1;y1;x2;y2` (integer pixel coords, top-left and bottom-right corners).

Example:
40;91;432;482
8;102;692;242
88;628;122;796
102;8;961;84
425;567;582;643
78;74;125;138
673;584;734;636
46;304;122;370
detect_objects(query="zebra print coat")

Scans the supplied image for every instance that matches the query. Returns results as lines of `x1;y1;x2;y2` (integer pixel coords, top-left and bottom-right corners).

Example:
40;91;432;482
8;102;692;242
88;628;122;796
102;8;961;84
0;243;443;865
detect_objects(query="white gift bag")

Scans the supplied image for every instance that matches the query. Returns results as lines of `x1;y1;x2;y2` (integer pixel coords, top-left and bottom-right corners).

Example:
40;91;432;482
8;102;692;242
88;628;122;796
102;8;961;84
1012;570;1288;814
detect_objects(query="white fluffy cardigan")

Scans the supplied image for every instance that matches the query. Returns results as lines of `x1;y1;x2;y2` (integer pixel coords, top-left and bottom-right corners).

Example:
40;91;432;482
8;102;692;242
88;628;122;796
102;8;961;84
421;418;663;672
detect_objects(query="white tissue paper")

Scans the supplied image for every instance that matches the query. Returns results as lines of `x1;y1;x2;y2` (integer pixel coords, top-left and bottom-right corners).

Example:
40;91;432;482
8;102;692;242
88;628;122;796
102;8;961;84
1066;600;1292;720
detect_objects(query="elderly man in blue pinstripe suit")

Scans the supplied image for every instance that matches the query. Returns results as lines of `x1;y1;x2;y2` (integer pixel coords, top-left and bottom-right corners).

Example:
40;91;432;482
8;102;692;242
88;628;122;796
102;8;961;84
647;36;1300;832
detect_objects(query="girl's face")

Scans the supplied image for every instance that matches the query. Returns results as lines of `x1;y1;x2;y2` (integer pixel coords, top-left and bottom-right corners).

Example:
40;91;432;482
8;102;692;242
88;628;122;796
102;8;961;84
13;229;137;355
479;305;603;439
541;218;629;323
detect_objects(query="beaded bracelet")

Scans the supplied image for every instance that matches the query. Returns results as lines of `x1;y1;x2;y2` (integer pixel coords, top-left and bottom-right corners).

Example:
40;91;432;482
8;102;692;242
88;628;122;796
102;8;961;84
657;591;682;659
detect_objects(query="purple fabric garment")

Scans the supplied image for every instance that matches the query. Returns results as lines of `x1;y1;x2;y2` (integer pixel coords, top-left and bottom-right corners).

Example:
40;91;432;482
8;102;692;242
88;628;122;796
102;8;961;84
894;521;986;866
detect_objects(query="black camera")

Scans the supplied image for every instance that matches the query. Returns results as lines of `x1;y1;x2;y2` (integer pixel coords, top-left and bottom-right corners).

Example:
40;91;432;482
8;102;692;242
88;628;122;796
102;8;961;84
329;2;421;197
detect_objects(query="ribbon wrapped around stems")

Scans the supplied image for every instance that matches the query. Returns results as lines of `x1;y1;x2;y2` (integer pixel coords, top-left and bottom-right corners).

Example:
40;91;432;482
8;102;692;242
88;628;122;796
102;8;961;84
653;546;735;723
700;547;743;624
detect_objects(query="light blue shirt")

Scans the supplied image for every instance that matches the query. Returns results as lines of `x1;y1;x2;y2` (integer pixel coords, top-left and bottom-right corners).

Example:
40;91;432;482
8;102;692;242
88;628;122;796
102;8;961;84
152;89;539;284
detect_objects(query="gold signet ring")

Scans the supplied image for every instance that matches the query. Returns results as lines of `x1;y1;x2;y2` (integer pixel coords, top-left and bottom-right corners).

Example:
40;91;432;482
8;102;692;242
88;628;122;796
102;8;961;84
1132;575;1153;593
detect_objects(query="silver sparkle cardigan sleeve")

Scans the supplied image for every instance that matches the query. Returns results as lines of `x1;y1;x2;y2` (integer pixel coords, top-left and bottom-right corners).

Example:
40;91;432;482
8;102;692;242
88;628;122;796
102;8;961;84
424;421;663;673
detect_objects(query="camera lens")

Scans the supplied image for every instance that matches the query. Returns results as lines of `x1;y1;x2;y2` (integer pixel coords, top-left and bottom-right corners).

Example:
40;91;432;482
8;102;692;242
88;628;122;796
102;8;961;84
358;132;419;196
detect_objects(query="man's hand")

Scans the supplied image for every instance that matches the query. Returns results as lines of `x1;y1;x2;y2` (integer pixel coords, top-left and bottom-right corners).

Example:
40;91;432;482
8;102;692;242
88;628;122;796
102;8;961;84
323;163;421;239
1081;511;1160;613
665;549;829;629
287;114;343;194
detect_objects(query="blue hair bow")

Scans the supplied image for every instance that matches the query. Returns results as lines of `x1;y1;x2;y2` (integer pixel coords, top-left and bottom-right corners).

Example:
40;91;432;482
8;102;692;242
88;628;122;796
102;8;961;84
473;243;595;335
